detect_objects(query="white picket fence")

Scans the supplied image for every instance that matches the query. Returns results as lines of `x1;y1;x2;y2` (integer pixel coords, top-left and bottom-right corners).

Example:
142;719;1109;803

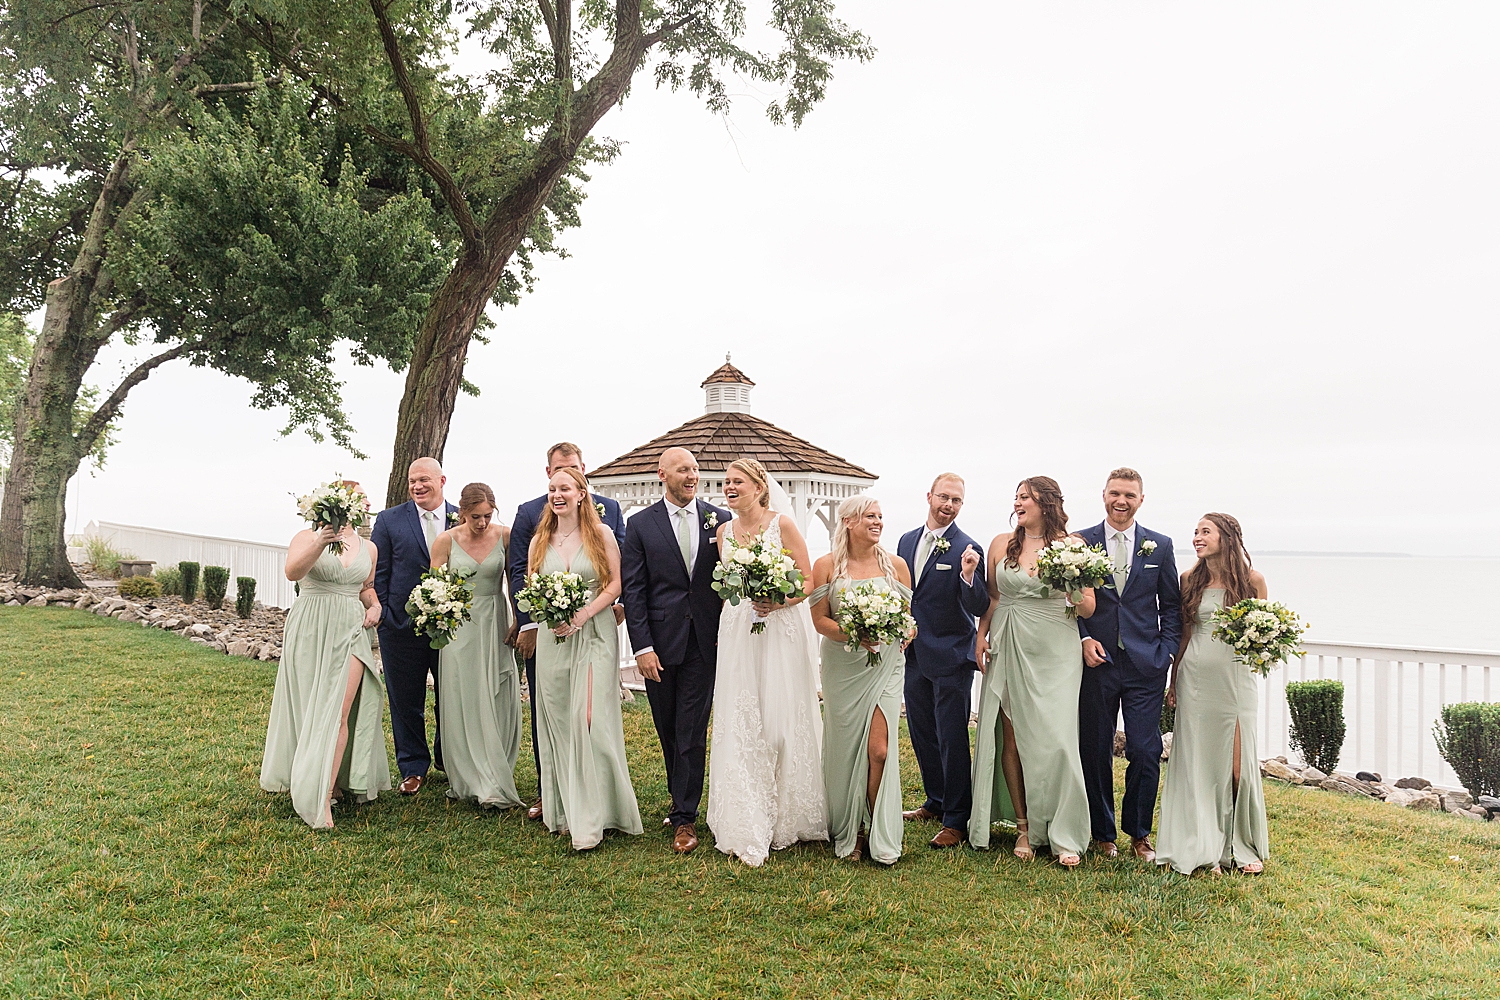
78;521;295;609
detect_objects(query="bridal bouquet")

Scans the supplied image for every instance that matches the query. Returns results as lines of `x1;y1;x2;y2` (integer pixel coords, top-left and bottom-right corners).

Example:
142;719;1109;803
1211;598;1308;675
712;533;804;634
294;477;370;555
1034;538;1114;617
834;582;917;667
406;566;474;649
515;571;593;644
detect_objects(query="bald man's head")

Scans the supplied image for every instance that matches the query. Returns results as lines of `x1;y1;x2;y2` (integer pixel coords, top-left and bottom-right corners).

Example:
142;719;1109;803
657;448;700;506
407;457;446;511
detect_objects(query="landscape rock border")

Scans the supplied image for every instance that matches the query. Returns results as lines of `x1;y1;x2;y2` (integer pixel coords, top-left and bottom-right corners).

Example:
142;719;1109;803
1259;756;1495;821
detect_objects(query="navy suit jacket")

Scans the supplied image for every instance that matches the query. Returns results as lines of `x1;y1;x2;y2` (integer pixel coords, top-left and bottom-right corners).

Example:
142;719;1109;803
1075;521;1182;673
621;498;733;666
372;499;459;631
508;493;626;629
896;522;990;679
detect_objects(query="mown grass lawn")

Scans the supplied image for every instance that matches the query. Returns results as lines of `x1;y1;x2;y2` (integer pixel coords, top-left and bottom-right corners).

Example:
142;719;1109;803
2;606;1498;999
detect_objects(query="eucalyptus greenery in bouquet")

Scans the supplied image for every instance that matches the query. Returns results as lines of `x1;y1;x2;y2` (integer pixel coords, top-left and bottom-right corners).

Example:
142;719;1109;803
515;571;593;644
294;477;370;555
712;532;804;634
1211;598;1307;675
1034;538;1113;617
834;581;917;667
406;566;474;650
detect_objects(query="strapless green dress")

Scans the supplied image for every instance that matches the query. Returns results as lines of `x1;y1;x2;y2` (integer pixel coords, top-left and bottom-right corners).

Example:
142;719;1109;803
968;563;1091;856
532;546;642;849
437;536;524;809
814;576;910;865
260;542;390;828
1156;589;1269;873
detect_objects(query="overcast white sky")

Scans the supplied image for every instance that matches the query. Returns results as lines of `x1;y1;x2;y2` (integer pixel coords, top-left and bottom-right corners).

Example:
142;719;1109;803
67;1;1499;556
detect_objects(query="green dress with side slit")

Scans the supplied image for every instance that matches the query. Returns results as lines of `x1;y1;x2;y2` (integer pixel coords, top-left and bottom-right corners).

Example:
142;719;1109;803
533;545;642;850
437;536;524;809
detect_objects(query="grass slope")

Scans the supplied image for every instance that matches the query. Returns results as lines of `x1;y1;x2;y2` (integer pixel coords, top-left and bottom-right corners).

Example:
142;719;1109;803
2;607;1498;999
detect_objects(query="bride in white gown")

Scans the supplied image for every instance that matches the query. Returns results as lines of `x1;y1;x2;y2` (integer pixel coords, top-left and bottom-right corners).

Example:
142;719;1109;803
706;458;829;865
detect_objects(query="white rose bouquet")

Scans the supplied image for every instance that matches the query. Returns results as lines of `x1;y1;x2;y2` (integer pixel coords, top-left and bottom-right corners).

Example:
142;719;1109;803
294;477;371;554
712;532;805;634
406;566;474;650
834;582;917;667
1034;538;1114;617
1211;598;1308;676
515;571;594;644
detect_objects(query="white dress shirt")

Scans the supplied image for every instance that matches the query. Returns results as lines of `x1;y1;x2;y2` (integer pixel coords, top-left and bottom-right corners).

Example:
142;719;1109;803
418;502;446;547
1106;519;1137;563
633;498;700;659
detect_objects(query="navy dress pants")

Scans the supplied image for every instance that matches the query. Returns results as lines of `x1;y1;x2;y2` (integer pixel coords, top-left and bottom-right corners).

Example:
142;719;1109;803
378;624;442;780
903;665;974;830
644;627;716;828
1078;646;1167;843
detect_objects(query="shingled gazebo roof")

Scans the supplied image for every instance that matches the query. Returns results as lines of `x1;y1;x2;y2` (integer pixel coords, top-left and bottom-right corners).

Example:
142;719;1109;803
591;410;876;480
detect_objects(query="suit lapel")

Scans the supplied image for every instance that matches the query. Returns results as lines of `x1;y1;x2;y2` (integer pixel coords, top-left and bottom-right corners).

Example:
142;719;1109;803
650;502;692;585
406;502;430;559
914;524;951;591
692;501;720;580
1121;524;1149;597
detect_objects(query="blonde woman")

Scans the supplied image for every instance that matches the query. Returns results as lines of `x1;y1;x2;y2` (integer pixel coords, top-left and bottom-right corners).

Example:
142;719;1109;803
809;496;913;864
529;467;642;850
705;458;828;866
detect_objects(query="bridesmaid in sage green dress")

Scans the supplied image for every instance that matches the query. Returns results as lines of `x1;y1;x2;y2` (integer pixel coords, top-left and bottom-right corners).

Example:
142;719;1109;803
810;496;914;865
529;467;642;850
430;483;524;810
1157;513;1270;875
970;477;1094;866
261;502;390;829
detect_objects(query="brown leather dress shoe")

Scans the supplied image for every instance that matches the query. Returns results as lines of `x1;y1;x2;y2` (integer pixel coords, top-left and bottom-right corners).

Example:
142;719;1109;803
1093;840;1119;858
526;797;544;821
902;806;938;822
672;824;699;854
1131;837;1156;862
398;774;423;795
929;826;967;848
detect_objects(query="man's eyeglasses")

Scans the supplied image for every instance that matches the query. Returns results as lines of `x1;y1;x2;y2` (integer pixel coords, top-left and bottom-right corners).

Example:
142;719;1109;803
933;494;964;507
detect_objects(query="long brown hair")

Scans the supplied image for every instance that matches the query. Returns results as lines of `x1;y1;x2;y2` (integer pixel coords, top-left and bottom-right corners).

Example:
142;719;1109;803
1004;476;1069;568
528;467;612;590
458;482;496;518
1179;512;1255;661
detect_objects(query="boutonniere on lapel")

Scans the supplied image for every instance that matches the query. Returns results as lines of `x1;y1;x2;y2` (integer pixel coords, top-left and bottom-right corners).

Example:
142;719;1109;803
1137;539;1157;557
703;511;719;531
595;502;607;519
933;537;951;555
447;510;461;527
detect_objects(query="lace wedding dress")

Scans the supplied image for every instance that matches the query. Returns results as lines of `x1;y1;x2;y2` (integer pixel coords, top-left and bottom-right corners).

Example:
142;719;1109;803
706;515;829;865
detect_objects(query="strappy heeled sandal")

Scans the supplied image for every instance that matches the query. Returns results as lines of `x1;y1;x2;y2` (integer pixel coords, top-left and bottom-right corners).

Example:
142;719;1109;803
1013;820;1034;861
1238;861;1264;875
1059;852;1082;868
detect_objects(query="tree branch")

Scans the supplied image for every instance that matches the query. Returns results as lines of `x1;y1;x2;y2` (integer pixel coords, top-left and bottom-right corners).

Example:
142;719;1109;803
192;72;284;96
643;15;695;48
536;0;559;50
366;0;480;249
75;340;194;453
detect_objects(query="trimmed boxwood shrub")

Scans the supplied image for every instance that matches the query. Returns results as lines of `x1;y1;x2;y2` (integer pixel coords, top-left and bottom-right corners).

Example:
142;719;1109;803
117;576;161;599
154;566;182;596
179;562;201;603
1286;679;1346;774
235;577;257;619
203;566;229;610
1435;702;1500;798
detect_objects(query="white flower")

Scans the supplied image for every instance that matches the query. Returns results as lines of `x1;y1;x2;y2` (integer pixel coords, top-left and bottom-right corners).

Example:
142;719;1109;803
733;547;754;565
704;511;718;529
1138;539;1157;556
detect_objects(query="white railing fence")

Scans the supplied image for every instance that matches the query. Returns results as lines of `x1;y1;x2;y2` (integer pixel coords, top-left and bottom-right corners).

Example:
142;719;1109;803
79;521;294;609
1258;640;1500;789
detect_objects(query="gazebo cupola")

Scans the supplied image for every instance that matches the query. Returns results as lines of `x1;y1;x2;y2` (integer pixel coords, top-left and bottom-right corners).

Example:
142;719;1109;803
590;357;878;543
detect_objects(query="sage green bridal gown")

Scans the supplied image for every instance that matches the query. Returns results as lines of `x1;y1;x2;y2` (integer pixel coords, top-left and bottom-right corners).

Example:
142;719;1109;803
260;542;390;829
968;563;1091;857
1156;589;1269;873
533;546;642;850
438;538;524;809
815;576;909;865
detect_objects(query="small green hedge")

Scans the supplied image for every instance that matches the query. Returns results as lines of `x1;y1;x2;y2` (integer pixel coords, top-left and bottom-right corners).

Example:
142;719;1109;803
235;577;257;619
1435;702;1500;798
203;566;229;610
1286;679;1345;774
117;576;161;599
179;562;200;603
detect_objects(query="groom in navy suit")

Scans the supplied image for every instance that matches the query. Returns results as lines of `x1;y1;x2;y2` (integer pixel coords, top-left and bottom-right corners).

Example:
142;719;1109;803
896;473;990;848
371;457;459;795
620;447;731;855
507;442;626;820
1076;467;1182;861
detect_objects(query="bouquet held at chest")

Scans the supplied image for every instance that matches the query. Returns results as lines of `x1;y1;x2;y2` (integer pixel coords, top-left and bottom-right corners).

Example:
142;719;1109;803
712;532;805;634
515;571;594;644
406;567;474;650
1211;598;1308;675
834;582;917;667
293;477;371;555
1033;538;1114;617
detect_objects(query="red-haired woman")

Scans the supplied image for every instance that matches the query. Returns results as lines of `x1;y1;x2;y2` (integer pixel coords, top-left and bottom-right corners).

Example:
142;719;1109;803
529;467;642;850
1156;513;1269;875
969;477;1094;867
